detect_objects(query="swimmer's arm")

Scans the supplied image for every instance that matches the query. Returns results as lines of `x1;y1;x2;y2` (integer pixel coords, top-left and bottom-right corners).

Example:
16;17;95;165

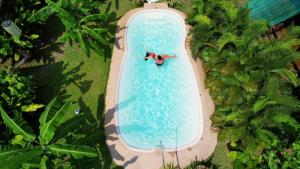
162;54;176;59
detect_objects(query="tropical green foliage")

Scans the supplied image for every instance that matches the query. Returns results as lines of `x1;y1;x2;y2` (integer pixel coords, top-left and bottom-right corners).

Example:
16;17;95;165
0;68;43;114
0;97;98;169
259;138;300;169
189;0;300;168
0;0;42;61
27;0;111;57
166;0;182;8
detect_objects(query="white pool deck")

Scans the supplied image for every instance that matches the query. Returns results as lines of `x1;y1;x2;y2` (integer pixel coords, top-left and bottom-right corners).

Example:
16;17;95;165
105;3;217;169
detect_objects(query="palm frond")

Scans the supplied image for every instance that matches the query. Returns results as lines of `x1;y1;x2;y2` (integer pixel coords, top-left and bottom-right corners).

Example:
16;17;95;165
271;68;299;87
217;33;238;52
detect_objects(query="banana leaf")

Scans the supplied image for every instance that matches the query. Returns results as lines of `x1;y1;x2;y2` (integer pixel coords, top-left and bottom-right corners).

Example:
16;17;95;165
82;26;108;45
39;97;71;145
48;144;98;159
27;6;55;22
80;13;109;23
0;146;41;169
0;106;36;142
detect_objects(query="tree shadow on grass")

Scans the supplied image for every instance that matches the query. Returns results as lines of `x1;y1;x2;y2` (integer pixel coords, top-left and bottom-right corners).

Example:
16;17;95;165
20;61;92;104
30;15;66;64
73;95;127;169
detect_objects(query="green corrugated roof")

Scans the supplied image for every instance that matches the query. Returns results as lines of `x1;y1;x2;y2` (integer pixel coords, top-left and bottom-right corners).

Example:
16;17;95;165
247;0;300;26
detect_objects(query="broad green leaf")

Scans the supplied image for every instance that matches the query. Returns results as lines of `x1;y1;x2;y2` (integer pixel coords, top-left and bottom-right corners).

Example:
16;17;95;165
39;99;71;144
39;97;62;126
21;163;39;169
52;115;86;142
58;32;75;43
0;146;41;169
0;145;31;161
14;53;20;61
11;135;26;147
56;8;77;29
22;104;44;112
39;99;71;145
40;156;48;169
82;26;108;45
27;6;55;22
30;34;39;39
77;30;90;57
80;13;108;23
48;144;98;159
228;151;238;160
0;106;36;141
211;141;233;169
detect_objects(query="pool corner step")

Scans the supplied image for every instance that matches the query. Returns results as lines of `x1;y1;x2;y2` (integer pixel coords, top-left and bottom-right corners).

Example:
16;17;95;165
144;3;168;9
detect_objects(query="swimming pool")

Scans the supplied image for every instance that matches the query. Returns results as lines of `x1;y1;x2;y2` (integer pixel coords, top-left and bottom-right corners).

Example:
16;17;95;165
117;10;203;150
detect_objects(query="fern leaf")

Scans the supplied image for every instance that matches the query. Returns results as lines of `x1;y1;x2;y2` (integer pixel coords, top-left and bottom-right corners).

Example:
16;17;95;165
0;106;36;142
194;15;212;25
48;144;98;159
271;69;299;87
271;95;300;111
272;113;300;130
255;129;278;144
220;1;238;22
252;96;275;113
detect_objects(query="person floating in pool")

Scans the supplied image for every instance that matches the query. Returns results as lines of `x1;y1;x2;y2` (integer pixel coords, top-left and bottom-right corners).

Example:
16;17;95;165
144;51;176;66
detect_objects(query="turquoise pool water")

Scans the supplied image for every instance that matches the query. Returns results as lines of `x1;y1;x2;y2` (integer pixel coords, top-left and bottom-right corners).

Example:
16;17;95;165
118;10;203;150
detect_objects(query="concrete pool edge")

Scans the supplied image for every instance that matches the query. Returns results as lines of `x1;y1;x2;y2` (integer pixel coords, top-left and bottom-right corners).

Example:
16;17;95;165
105;4;217;169
118;9;203;152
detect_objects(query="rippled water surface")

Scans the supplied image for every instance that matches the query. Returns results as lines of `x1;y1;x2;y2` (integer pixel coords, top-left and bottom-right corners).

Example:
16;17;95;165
118;10;202;150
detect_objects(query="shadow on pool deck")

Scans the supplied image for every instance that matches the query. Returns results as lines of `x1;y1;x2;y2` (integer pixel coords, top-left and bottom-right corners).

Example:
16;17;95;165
105;96;140;168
